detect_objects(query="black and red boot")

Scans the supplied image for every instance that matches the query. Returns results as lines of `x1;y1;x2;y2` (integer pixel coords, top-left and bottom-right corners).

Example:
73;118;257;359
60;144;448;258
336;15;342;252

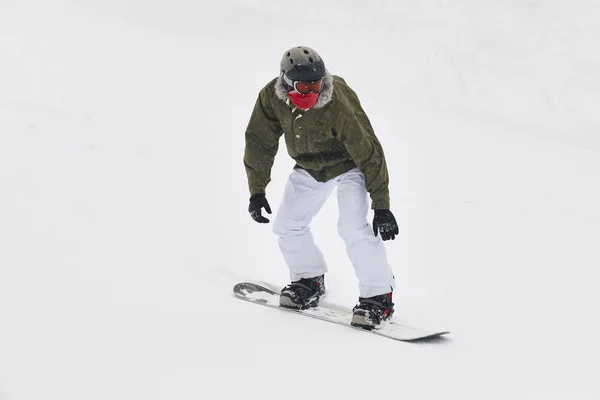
351;292;394;329
279;275;325;310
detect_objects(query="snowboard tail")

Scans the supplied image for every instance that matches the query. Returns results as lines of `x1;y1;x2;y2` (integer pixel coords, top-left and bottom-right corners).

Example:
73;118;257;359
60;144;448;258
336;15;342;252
233;282;449;342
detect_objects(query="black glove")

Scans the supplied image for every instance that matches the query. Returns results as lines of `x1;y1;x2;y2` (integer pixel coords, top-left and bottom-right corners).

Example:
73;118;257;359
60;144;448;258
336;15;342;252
373;209;399;241
248;193;272;223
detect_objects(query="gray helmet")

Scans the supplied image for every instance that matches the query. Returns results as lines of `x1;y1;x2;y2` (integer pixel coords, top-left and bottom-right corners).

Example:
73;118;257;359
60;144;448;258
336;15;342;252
280;46;326;83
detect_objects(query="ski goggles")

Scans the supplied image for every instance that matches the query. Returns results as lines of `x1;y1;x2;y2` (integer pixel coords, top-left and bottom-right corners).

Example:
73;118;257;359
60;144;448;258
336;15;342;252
293;79;323;94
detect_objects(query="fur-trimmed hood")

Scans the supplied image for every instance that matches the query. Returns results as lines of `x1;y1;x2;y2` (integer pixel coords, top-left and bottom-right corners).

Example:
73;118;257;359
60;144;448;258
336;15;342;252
273;70;334;109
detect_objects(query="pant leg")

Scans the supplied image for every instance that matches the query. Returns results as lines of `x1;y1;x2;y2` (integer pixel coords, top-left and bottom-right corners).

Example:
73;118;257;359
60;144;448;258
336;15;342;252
336;168;396;298
273;168;336;281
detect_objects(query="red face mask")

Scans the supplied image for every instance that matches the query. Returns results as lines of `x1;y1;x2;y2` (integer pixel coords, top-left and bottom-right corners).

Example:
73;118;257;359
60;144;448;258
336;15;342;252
288;90;320;111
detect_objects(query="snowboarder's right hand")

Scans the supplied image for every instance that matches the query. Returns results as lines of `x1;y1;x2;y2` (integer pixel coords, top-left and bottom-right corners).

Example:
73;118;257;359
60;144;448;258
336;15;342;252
248;193;272;223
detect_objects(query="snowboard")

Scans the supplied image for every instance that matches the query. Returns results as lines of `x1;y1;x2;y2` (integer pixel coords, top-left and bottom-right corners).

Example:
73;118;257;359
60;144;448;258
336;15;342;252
233;282;449;342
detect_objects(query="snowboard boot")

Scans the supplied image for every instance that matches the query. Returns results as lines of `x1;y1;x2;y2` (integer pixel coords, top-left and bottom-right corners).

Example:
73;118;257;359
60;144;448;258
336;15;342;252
351;292;394;329
279;275;325;310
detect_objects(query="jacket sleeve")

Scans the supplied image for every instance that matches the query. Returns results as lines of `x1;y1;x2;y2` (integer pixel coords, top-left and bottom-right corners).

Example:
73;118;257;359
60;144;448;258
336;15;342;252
243;87;283;196
336;92;391;210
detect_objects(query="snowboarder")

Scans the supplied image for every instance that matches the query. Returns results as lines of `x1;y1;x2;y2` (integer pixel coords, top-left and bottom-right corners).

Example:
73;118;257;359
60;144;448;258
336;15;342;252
243;46;398;328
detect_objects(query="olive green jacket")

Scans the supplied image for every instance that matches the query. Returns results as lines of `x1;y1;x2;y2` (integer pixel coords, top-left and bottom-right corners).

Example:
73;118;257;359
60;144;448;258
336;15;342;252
243;71;390;209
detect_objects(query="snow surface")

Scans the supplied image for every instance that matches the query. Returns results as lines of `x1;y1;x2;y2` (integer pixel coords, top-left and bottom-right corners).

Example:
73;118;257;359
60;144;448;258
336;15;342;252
1;0;600;399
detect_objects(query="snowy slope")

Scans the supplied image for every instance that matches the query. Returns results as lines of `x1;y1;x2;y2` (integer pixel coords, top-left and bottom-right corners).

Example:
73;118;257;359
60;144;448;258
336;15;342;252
1;0;600;399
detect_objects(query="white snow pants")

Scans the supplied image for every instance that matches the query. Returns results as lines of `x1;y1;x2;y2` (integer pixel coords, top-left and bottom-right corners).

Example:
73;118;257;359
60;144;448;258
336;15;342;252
272;167;396;298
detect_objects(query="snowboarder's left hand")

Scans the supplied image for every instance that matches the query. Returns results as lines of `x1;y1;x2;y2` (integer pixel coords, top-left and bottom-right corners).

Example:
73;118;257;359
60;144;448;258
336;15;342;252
248;193;272;223
373;209;399;241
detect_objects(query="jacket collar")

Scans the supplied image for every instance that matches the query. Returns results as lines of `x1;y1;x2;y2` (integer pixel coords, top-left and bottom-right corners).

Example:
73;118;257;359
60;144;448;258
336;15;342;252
274;70;334;109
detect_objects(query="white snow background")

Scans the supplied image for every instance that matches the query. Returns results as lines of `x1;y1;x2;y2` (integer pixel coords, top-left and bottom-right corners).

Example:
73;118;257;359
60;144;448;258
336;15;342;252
1;0;600;399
